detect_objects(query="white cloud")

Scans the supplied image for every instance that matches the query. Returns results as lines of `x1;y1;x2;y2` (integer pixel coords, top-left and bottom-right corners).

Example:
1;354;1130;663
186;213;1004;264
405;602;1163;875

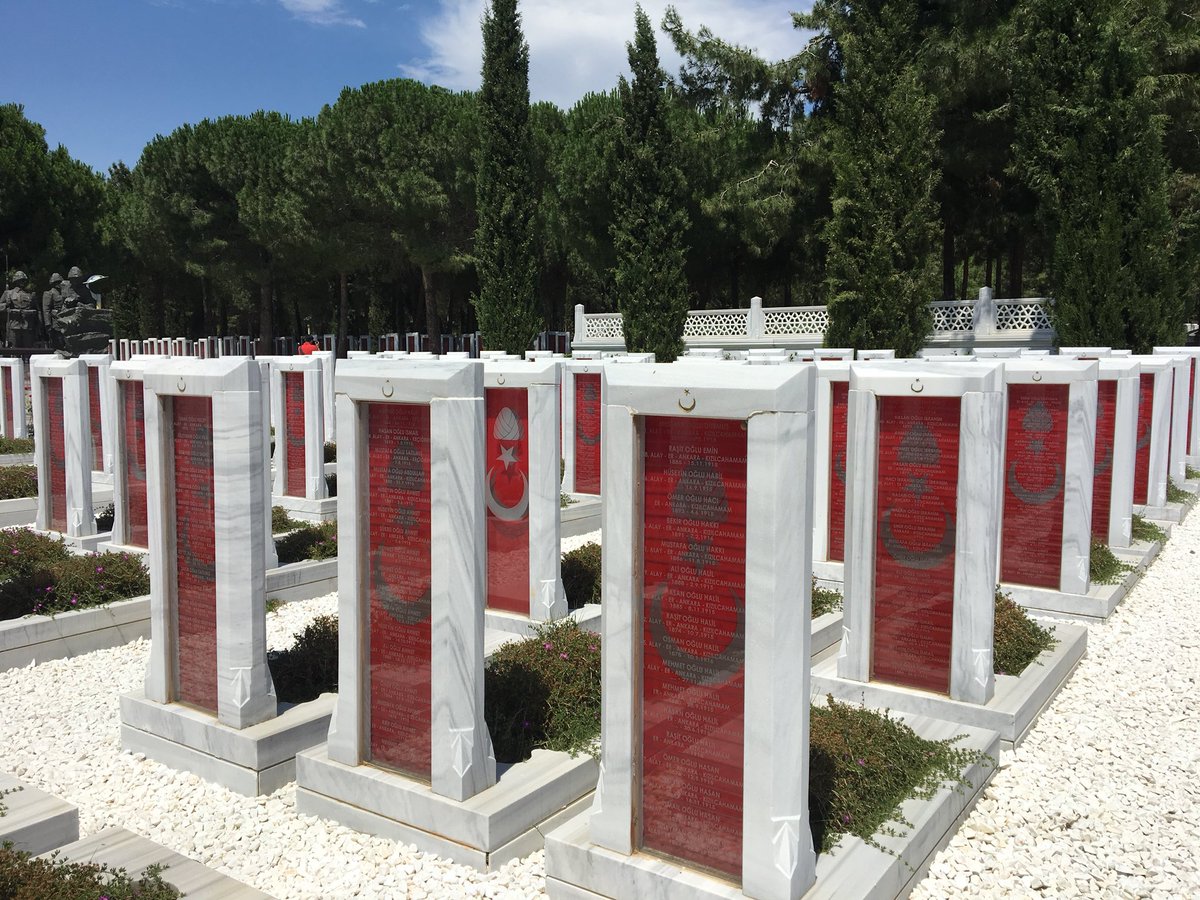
278;0;366;27
399;0;810;107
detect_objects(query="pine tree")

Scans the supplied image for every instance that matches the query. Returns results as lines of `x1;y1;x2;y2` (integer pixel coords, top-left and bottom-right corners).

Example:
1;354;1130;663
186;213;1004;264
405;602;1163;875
1012;0;1183;350
473;0;542;354
611;7;690;361
803;0;941;357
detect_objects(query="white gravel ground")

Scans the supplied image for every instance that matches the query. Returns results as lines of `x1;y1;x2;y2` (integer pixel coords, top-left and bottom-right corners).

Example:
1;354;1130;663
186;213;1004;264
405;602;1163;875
2;519;1197;898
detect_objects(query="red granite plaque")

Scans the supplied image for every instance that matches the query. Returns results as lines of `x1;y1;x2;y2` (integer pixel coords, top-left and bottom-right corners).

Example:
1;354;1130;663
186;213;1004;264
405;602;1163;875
640;415;747;881
284;372;306;497
88;366;103;470
1;368;12;435
123;381;149;548
828;380;849;562
1092;380;1117;541
46;378;67;533
1190;359;1196;448
485;387;530;614
1134;373;1155;505
1001;384;1068;588
872;396;959;695
173;396;218;713
367;402;432;779
574;373;601;494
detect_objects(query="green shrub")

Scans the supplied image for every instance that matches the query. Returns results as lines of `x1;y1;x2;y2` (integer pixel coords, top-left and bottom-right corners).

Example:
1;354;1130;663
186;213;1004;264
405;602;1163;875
268;614;339;704
485;620;601;764
0;845;180;899
809;698;991;855
1187;465;1200;480
560;492;575;508
95;503;114;532
0;437;34;454
812;579;843;618
1090;540;1133;586
325;473;337;497
34;551;150;616
0;530;71;620
275;521;338;565
0;466;38;500
271;506;303;534
1132;513;1167;544
562;542;601;610
1166;478;1190;504
323;442;337;464
265;597;285;615
993;589;1056;676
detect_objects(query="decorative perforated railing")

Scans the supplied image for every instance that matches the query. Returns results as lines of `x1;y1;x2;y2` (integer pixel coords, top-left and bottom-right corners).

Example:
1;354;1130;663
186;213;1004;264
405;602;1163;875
929;300;975;333
574;294;1055;350
996;298;1053;332
763;306;829;337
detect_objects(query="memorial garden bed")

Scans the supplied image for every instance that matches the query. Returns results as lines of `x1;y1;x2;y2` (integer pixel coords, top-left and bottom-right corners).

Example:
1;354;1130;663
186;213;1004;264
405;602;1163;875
274;521;337;565
264;519;339;603
0;845;181;900
0;438;35;469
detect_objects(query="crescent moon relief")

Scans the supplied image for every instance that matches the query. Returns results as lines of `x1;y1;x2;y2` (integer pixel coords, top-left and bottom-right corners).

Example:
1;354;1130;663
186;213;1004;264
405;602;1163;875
180;422;217;584
371;549;432;626
1136;425;1151;451
486;468;529;521
1008;460;1064;506
1094;442;1113;477
647;582;745;686
879;509;955;570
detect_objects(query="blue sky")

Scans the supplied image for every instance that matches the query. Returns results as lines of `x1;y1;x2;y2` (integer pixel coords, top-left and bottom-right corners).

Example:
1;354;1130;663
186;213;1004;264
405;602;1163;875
1;0;806;175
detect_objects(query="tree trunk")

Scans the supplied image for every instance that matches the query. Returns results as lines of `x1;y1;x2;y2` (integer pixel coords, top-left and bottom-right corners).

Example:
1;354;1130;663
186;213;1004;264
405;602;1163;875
338;271;349;359
942;220;956;300
984;257;993;289
200;275;211;337
153;275;166;337
1007;230;1024;298
995;256;1003;299
421;268;441;350
960;254;969;301
259;278;273;345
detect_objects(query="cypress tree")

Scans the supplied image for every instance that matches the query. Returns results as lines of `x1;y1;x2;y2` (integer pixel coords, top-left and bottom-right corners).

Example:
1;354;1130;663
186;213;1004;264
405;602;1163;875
804;0;941;357
474;0;542;354
611;7;690;362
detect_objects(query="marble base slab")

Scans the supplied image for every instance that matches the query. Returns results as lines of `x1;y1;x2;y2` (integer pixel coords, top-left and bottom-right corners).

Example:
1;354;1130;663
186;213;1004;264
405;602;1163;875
265;557;339;603
0;595;150;672
42;827;269;899
0;771;79;856
1002;568;1139;621
272;493;338;524
484;604;603;639
812;622;1087;748
1178;477;1200;496
811;610;843;657
545;715;999;900
812;559;844;585
296;746;599;872
95;539;150;559
30;526;116;553
1133;500;1192;523
1113;538;1164;570
0;496;38;527
120;689;334;796
0;452;35;466
91;471;113;486
562;495;602;538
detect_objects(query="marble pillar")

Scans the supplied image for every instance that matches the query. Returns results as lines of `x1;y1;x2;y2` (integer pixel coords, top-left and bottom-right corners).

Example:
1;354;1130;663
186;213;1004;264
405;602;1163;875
561;359;606;496
269;357;328;502
30;356;95;541
1153;347;1200;464
0;358;26;438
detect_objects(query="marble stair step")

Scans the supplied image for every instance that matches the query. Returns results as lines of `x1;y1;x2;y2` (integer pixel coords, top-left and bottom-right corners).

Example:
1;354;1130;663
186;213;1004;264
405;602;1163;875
0;771;79;856
39;826;272;899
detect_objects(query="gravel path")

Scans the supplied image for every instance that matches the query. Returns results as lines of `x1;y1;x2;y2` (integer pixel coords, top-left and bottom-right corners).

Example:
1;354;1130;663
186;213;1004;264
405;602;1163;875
912;518;1200;899
2;519;1197;898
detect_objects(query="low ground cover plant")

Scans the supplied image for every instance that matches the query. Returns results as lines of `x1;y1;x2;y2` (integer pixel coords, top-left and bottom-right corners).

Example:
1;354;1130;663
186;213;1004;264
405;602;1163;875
1132;514;1167;544
0;846;180;899
562;542;601;609
271;506;303;534
485;620;601;764
809;698;991;855
268;614;338;704
0;437;34;455
1090;540;1134;586
0;466;37;500
993;588;1056;676
0;530;149;620
812;579;843;618
1166;478;1190;504
275;521;337;565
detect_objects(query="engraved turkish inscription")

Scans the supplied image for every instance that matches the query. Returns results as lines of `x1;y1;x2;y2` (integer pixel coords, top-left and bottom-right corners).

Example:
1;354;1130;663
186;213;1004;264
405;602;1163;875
284;372;305;497
123;380;149;548
368;402;433;780
871;396;959;695
46;377;67;533
640;415;747;882
574;373;601;494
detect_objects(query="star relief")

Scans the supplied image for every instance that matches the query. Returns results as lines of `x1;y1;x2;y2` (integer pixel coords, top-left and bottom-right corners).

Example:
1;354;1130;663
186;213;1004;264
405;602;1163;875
497;444;518;470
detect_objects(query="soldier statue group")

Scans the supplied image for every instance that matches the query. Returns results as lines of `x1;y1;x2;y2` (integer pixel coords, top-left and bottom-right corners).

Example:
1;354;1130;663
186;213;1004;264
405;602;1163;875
0;267;103;349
